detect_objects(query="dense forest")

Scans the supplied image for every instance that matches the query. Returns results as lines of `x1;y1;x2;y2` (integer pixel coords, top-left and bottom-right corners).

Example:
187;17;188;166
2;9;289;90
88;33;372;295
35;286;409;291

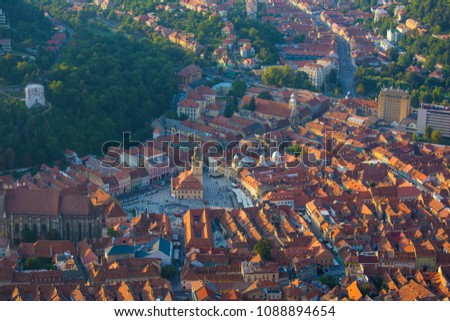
44;29;178;155
0;1;183;171
0;0;53;50
406;0;450;32
0;0;54;86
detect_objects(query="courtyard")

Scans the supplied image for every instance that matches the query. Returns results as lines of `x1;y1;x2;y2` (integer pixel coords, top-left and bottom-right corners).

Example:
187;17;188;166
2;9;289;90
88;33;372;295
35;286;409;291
121;173;241;226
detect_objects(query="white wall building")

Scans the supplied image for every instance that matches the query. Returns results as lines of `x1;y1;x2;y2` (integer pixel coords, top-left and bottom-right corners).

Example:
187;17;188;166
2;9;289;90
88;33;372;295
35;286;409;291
177;99;202;120
379;39;394;51
240;44;255;58
25;83;45;108
387;29;399;43
0;9;6;26
301;63;324;88
417;104;450;138
300;59;337;88
373;8;388;22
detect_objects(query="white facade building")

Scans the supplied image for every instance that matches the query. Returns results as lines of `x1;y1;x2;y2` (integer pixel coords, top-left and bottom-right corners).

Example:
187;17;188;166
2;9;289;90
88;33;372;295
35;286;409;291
387;29;399;43
0;9;6;26
25;83;45;108
300;59;337;88
373;8;388;22
417;104;450;138
379;39;394;51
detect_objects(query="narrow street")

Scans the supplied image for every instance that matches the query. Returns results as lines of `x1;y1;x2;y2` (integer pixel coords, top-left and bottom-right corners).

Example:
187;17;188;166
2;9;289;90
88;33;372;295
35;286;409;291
336;36;356;97
310;11;356;97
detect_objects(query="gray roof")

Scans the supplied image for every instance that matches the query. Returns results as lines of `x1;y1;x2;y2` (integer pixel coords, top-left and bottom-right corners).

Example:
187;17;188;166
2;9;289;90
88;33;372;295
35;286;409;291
148;236;172;257
105;244;135;256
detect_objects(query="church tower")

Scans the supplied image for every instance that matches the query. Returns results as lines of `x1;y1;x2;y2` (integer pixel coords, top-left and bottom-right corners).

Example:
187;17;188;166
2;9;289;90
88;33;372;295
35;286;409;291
232;154;239;169
259;151;265;166
289;92;299;124
191;146;203;184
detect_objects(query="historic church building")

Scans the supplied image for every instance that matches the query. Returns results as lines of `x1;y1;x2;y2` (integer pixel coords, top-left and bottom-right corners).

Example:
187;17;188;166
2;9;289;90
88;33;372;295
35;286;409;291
171;147;204;199
240;91;311;127
0;189;102;244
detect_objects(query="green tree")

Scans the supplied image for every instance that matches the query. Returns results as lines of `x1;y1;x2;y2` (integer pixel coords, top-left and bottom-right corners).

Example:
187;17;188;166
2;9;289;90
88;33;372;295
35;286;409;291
360;283;370;296
232;79;247;98
356;83;365;95
21;226;37;243
224;96;238;117
287;144;304;157
253;238;272;261
387;47;399;62
319;275;339;288
431;129;442;143
424;125;433;141
23;257;41;270
24;257;55;270
46;229;62;241
244;96;257;111
107;227;120;237
293;34;305;43
161;265;177;280
262;65;311;89
257;91;273;100
325;69;337;85
372;277;386;291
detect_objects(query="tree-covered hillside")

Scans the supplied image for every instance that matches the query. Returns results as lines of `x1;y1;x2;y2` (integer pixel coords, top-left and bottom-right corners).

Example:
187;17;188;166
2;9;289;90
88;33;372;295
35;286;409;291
406;0;450;32
0;1;182;171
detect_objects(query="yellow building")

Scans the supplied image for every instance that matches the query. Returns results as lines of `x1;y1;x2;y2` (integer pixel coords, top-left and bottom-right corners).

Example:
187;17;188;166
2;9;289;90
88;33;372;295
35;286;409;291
171;147;203;199
377;88;411;123
406;19;420;30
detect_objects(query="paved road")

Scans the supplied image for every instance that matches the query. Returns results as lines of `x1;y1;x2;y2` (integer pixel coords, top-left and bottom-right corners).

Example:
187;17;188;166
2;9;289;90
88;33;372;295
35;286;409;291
311;12;356;97
336;36;356;97
53;20;74;65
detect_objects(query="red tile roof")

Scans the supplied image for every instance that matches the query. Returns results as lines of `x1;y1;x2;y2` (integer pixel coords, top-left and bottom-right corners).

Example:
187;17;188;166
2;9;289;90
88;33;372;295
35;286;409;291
241;96;291;119
5;189;59;216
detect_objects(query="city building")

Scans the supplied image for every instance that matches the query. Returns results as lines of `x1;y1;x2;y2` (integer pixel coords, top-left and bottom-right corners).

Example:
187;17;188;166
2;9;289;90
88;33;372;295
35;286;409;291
301;63;325;88
25;83;46;108
373;8;388;22
246;0;257;19
241;258;280;283
379;39;394;51
0;189;102;244
300;59;336;88
406;18;420;30
183;209;214;252
377;88;411;123
0;9;6;26
0;237;9;258
417;104;450;138
240;93;304;125
177;64;203;86
240;43;255;58
136;236;173;266
177;99;202;120
387;29;399;43
171;147;204;199
0;38;11;55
